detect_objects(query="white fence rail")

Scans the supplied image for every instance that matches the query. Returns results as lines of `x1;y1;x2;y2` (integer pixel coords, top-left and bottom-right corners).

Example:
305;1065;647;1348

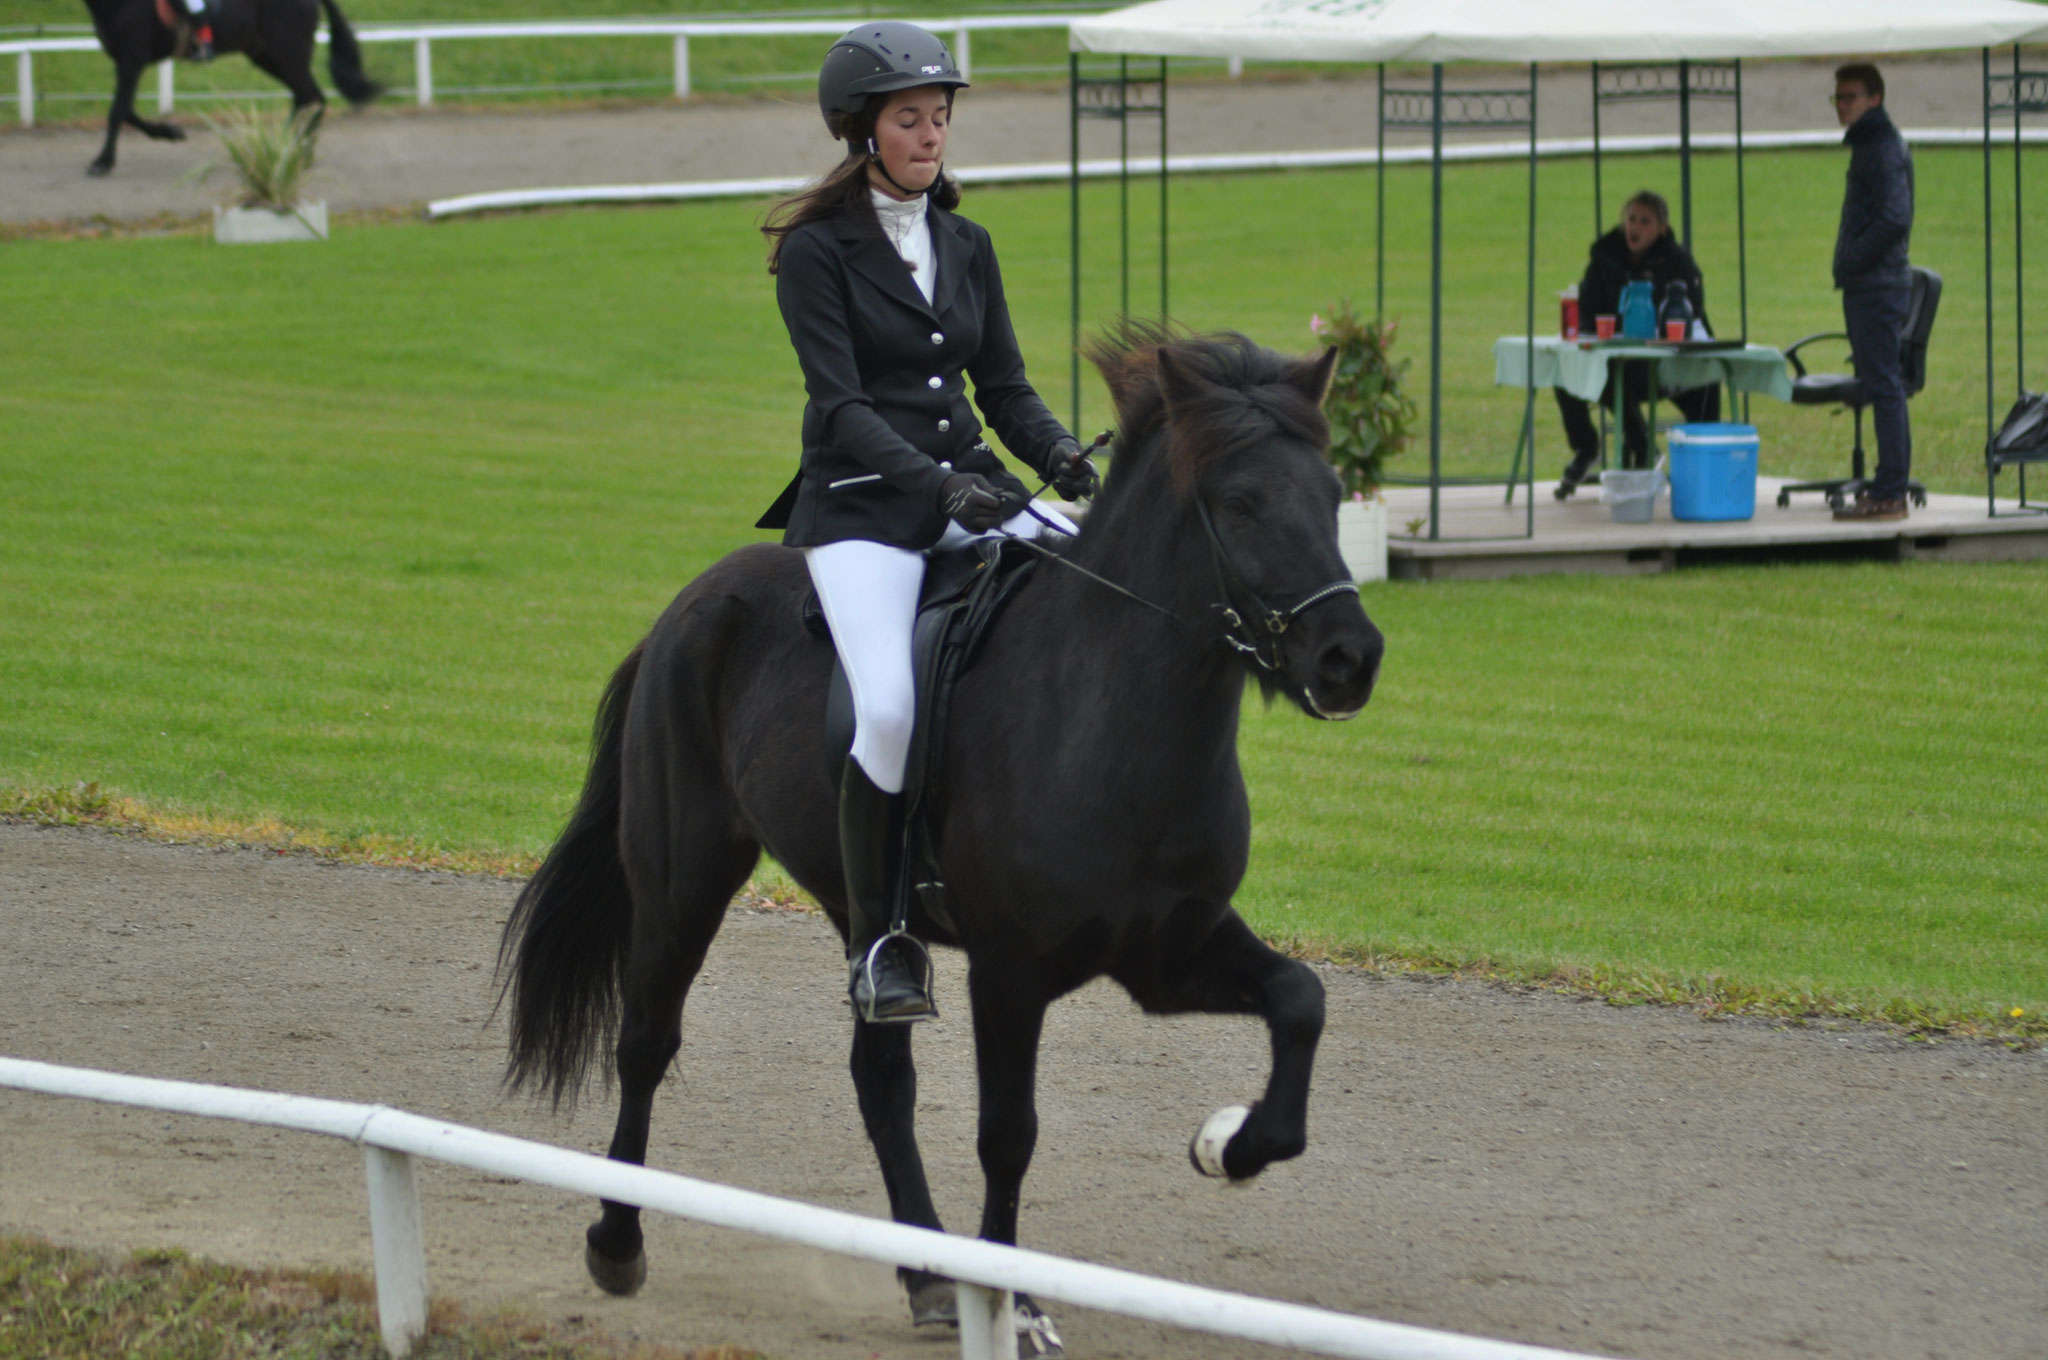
0;1055;1610;1360
0;13;1095;128
420;124;2048;219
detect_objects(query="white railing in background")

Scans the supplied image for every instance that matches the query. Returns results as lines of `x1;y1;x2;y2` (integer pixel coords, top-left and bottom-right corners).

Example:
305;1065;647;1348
419;125;2048;219
0;1056;1611;1360
0;14;1097;127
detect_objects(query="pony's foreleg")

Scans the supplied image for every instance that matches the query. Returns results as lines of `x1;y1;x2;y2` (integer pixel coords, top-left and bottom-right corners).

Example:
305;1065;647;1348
849;1020;952;1323
1156;914;1325;1182
90;61;163;175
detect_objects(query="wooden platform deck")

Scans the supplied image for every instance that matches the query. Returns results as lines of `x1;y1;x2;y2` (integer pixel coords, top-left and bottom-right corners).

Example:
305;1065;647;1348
1383;476;2048;581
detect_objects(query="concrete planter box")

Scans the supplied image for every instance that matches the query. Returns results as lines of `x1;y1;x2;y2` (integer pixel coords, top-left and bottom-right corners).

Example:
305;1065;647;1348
1337;495;1388;583
213;201;327;244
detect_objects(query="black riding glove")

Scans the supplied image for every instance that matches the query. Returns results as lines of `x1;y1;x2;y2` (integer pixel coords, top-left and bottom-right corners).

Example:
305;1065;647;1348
937;472;1009;533
1044;437;1102;502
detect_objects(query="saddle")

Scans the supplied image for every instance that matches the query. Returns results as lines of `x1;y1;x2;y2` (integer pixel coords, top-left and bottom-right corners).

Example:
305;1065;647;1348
804;535;1039;932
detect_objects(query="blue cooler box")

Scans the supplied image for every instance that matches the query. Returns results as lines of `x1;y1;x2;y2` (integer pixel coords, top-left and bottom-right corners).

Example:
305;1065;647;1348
1667;423;1759;521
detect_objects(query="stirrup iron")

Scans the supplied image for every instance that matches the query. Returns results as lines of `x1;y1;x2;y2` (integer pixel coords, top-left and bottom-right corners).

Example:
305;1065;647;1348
850;929;936;1025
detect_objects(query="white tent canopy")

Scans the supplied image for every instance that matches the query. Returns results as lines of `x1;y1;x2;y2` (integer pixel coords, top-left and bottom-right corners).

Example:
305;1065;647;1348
1068;0;2048;64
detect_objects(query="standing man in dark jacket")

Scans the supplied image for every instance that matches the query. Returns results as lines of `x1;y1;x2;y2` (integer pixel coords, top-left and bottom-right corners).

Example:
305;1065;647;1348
1831;62;1916;521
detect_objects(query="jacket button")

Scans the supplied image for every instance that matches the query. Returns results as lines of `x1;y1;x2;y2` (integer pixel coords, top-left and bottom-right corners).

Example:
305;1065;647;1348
938;419;951;432
931;332;944;345
927;376;943;389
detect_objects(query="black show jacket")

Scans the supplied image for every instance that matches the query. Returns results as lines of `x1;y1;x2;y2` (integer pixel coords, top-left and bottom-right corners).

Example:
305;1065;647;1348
758;201;1074;550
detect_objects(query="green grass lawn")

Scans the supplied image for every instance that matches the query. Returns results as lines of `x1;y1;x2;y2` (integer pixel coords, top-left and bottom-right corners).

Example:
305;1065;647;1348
2;159;2044;1036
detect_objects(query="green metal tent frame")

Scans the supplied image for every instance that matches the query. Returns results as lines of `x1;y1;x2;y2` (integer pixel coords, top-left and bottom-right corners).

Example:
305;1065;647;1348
1984;47;2048;515
1069;47;2043;533
1067;56;1762;541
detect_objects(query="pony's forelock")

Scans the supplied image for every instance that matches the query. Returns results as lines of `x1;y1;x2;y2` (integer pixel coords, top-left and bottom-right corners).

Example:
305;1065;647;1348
1086;322;1332;497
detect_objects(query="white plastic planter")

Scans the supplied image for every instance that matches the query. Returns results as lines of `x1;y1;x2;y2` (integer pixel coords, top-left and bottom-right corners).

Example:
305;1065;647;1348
213;200;328;243
1337;495;1387;583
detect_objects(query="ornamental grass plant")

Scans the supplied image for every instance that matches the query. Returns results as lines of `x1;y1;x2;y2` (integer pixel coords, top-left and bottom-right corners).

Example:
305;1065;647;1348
196;103;321;211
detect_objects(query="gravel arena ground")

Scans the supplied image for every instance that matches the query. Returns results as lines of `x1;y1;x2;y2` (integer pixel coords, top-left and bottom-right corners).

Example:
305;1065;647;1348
3;823;2045;1360
4;56;2048;1360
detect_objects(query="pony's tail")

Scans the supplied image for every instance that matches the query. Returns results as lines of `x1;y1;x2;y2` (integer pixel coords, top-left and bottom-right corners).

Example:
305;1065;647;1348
494;641;644;1108
319;0;383;107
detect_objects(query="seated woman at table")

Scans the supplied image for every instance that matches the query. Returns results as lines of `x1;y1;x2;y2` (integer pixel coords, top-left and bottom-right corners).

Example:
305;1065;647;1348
1556;189;1721;496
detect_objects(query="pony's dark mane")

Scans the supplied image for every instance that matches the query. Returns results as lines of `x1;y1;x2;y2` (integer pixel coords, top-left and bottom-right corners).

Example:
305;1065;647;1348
1084;321;1333;498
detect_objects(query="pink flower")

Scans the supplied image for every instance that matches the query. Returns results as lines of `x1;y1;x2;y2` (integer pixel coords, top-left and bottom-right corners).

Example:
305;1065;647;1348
1309;313;1327;337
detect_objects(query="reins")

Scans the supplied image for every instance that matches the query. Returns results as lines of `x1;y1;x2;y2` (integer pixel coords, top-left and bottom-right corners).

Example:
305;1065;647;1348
1002;473;1357;671
998;507;1180;622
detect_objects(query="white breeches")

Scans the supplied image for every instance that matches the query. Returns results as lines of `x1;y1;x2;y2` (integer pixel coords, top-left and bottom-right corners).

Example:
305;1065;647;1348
805;503;1076;794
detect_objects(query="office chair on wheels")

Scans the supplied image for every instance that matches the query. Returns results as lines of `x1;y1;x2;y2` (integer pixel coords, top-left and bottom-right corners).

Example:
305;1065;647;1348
1775;265;1940;510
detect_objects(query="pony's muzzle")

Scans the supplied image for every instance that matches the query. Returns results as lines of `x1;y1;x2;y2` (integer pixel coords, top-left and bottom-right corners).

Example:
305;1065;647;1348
1296;614;1383;720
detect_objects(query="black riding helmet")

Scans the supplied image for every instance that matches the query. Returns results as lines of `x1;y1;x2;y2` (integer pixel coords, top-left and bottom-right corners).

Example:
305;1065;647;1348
817;21;968;137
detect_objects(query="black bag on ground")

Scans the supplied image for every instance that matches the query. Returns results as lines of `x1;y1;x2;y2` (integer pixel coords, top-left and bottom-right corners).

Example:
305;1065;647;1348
1989;390;2048;461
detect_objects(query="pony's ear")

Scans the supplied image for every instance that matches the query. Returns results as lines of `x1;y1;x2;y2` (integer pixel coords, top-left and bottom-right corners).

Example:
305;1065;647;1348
1154;344;1215;421
1293;345;1340;407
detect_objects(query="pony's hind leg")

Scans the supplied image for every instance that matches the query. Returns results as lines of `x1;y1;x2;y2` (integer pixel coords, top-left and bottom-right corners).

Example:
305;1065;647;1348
1128;911;1325;1183
584;819;759;1295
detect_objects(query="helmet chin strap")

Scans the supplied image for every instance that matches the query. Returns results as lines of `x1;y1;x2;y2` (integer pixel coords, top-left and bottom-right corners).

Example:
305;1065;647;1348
866;136;939;199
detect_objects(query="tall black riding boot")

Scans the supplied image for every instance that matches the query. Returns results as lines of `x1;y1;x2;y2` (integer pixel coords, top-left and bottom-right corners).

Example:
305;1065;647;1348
839;761;936;1024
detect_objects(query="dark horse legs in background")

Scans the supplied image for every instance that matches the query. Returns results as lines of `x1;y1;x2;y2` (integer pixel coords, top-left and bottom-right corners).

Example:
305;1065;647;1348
78;0;381;176
498;327;1384;1349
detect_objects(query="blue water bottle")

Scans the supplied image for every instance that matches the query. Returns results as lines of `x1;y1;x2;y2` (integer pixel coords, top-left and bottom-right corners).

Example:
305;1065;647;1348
1620;280;1656;339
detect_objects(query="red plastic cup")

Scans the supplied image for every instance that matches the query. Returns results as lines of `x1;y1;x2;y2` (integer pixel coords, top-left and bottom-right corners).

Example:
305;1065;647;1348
1595;315;1617;340
1665;320;1687;341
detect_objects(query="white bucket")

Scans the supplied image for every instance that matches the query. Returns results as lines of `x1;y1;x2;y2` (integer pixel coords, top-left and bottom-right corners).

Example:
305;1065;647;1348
1602;468;1663;524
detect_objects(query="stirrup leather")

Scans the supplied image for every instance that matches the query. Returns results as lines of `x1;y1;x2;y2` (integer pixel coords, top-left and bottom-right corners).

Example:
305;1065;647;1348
850;929;936;1024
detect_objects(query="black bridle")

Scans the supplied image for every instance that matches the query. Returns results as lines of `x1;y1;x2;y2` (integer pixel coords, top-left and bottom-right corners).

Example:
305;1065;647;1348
1006;488;1357;675
1193;499;1359;674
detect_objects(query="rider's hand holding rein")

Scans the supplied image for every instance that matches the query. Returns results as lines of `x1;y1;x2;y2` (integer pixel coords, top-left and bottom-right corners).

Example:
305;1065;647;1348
1045;437;1101;502
938;472;1011;533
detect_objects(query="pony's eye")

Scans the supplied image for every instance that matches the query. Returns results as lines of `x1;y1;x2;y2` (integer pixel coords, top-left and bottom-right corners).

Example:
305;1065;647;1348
1221;494;1258;519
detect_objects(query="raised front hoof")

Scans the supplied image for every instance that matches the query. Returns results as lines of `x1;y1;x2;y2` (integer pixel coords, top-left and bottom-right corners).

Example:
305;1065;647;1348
143;123;186;142
903;1269;956;1326
86;159;113;178
1188;1103;1257;1182
583;1234;647;1296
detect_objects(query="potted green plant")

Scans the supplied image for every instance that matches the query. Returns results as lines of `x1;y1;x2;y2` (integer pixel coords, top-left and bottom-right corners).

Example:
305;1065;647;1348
1311;300;1417;582
197;104;327;244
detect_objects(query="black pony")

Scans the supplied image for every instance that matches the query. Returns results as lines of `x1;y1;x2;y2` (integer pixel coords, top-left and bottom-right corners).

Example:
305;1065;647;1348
79;0;381;176
497;326;1384;1344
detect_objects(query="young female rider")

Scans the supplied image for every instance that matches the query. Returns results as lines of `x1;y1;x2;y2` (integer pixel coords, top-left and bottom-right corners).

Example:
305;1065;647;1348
758;22;1099;1024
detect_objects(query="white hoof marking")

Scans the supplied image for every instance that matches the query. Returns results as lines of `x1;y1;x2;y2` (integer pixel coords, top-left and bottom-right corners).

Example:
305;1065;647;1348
1190;1103;1251;1179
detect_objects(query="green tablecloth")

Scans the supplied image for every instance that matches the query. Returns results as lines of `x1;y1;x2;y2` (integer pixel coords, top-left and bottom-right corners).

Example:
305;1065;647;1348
1492;336;1793;404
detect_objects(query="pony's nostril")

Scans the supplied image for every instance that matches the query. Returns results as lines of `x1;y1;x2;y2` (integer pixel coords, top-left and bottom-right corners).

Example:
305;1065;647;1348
1318;642;1363;684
